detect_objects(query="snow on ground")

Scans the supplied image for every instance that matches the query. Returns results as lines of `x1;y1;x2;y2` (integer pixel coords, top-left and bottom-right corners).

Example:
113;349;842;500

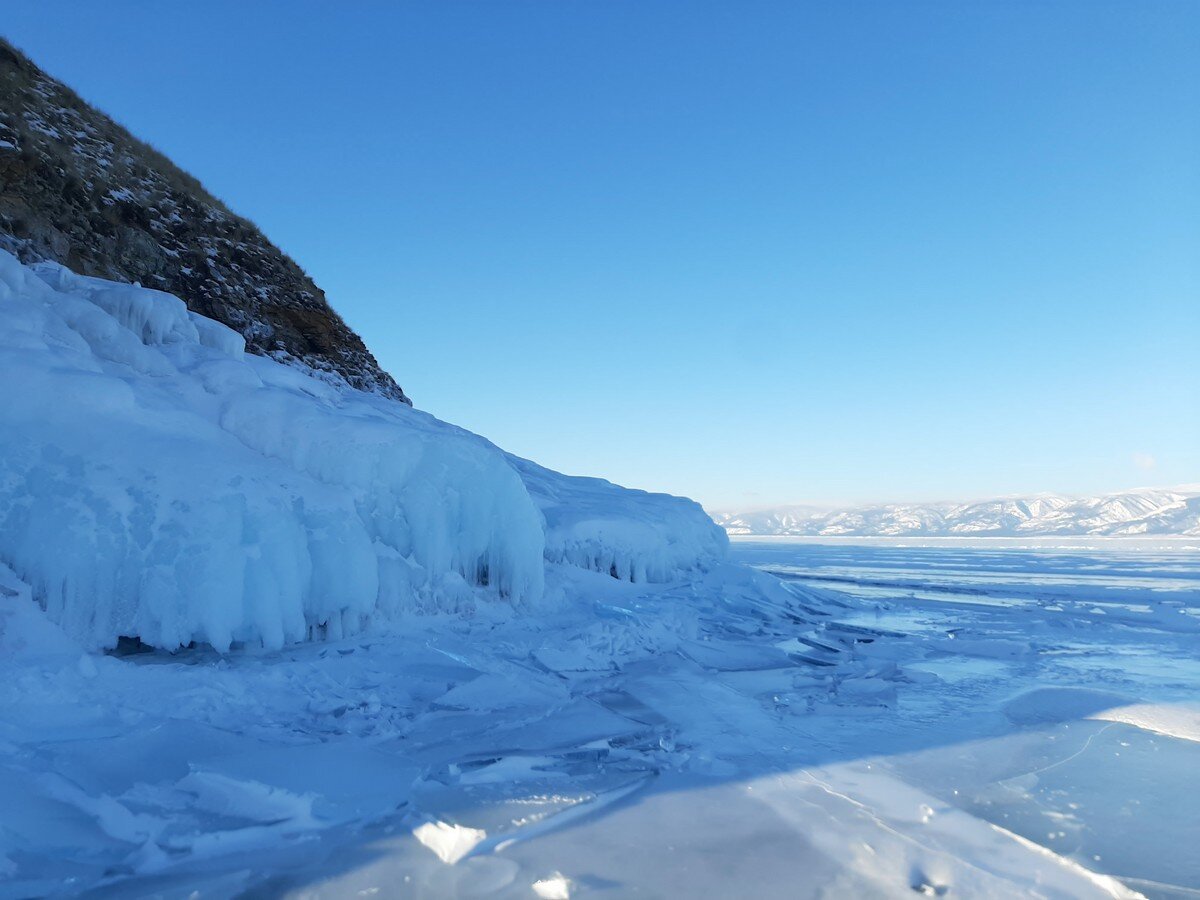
1;253;1197;896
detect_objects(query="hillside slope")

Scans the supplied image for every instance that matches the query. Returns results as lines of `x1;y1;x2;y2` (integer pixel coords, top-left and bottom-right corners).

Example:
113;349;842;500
0;39;407;401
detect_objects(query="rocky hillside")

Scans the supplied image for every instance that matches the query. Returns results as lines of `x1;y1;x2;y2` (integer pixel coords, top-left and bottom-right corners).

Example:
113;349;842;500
0;39;408;402
713;487;1200;537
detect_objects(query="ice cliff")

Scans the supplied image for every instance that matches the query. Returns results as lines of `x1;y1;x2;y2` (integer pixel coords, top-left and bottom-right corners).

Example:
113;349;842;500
0;250;726;651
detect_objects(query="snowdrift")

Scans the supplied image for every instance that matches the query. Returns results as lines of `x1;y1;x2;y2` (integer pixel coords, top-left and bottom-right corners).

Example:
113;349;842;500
0;251;724;650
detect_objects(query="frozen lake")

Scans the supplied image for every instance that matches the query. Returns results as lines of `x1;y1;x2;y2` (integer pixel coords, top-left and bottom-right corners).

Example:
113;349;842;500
732;537;1200;898
3;539;1198;897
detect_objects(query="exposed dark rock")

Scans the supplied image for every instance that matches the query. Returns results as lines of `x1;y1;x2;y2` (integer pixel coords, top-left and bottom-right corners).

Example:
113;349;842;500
0;38;409;403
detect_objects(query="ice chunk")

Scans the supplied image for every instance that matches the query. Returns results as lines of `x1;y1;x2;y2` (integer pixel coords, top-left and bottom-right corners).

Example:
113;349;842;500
412;820;487;864
433;674;568;712
532;872;573;899
176;771;319;826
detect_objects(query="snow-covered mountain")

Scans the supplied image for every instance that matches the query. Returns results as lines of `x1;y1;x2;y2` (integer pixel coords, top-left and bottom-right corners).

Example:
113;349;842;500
713;488;1200;537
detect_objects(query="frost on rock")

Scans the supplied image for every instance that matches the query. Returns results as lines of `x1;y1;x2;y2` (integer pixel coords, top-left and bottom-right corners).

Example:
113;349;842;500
0;250;722;651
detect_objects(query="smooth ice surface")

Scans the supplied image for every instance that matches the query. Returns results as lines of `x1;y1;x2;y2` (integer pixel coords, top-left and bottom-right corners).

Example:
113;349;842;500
0;251;723;650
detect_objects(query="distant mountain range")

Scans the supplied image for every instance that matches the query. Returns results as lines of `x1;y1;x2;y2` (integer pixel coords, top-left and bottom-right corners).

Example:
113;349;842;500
711;487;1200;537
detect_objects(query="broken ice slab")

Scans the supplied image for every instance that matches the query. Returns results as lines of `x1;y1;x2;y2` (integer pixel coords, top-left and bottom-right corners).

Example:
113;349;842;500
387;697;650;766
194;741;421;824
678;638;799;672
410;765;655;859
431;672;570;712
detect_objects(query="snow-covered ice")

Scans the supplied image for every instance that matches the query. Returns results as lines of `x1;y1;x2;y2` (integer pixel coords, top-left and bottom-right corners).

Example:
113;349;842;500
0;250;723;651
0;253;1197;896
3;533;1198;897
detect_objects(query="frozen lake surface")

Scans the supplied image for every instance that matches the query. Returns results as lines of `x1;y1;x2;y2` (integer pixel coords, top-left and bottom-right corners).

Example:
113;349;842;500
733;537;1200;898
2;539;1198;898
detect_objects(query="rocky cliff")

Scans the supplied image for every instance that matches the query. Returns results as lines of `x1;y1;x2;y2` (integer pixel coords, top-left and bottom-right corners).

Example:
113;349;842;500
0;38;408;402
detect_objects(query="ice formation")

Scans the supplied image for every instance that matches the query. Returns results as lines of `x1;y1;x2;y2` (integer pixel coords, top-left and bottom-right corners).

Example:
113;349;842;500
0;250;725;651
511;455;729;584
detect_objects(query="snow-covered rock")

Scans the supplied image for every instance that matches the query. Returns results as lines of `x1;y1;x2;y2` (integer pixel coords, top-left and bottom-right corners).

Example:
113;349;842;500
0;250;723;651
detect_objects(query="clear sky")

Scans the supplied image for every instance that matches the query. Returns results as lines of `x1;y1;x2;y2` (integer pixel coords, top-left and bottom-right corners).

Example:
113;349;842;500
6;2;1198;510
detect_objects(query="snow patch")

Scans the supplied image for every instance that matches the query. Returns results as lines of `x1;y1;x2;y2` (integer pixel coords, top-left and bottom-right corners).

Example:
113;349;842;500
532;872;573;899
412;820;488;864
1092;703;1200;743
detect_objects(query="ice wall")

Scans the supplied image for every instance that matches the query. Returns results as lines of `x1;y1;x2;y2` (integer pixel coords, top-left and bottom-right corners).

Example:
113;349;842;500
509;456;729;584
0;252;544;650
0;250;725;651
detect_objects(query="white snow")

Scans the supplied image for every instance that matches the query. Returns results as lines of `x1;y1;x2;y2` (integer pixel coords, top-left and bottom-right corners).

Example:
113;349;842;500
0;250;722;651
413;820;488;865
532;872;573;899
1091;702;1200;743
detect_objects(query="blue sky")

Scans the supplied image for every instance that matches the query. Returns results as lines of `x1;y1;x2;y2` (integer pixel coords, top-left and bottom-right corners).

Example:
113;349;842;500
7;2;1198;510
